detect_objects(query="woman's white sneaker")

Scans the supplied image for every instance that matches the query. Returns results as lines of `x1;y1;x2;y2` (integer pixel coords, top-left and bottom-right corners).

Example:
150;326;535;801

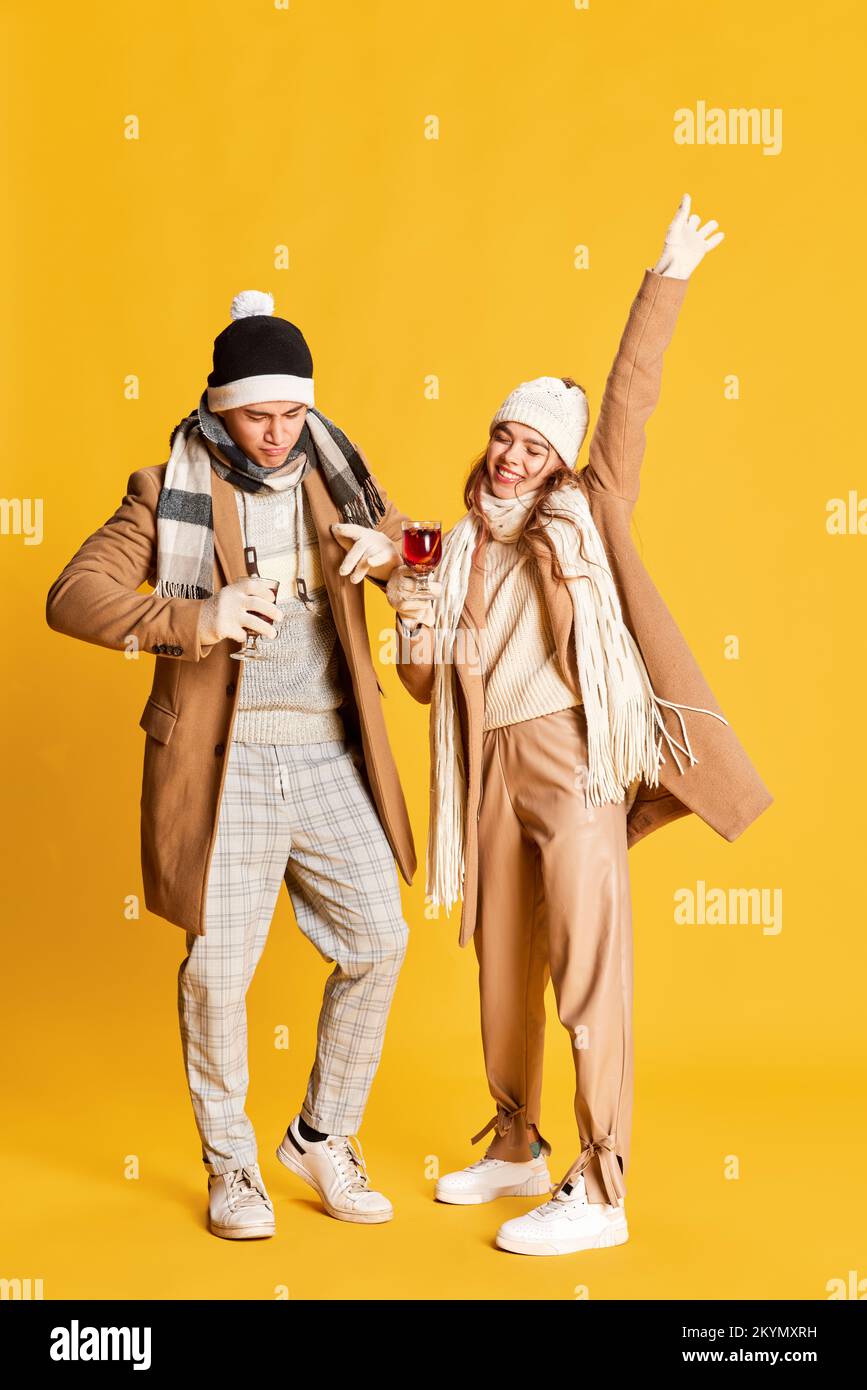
275;1115;393;1224
435;1155;552;1205
495;1172;628;1255
207;1163;275;1240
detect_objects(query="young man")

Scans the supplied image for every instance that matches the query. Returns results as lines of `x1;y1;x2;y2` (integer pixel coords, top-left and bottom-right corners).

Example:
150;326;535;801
46;290;415;1240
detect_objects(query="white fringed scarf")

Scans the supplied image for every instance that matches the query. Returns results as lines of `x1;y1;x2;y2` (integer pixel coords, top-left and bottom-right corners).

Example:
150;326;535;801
426;477;730;914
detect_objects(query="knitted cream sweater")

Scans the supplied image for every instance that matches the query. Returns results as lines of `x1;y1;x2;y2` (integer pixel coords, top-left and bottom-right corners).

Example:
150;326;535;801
481;537;582;731
231;456;346;745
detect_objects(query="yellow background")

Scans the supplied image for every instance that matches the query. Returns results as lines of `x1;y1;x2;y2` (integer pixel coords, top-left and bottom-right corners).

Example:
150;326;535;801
3;0;865;1300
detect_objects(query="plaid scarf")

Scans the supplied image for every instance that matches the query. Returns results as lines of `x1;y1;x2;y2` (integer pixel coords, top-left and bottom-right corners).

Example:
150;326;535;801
153;390;385;599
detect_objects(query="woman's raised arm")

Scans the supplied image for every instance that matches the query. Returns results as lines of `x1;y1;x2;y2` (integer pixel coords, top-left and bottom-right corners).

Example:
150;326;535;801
582;194;724;505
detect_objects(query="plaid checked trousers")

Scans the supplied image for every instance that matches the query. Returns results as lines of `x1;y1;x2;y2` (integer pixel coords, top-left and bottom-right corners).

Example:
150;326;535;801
177;736;409;1176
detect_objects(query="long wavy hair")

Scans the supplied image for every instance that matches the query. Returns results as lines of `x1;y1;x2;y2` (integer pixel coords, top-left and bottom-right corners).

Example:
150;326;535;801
463;377;607;585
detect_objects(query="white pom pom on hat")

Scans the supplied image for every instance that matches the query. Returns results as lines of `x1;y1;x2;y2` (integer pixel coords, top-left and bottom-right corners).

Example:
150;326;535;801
207;290;314;411
230;289;275;320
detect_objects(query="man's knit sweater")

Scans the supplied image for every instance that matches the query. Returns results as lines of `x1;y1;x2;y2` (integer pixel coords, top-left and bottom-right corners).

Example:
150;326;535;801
231;456;346;745
481;537;582;731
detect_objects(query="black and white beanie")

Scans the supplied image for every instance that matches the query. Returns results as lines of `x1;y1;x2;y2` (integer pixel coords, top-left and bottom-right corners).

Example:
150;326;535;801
168;288;386;531
206;289;315;412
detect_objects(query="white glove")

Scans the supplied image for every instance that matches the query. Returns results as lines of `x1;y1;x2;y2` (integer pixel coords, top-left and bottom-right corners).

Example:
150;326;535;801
386;564;441;629
197;577;282;646
653;193;724;279
331;523;400;583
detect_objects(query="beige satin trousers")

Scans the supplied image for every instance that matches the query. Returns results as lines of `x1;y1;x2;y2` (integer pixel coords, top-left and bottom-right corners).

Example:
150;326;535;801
470;704;633;1206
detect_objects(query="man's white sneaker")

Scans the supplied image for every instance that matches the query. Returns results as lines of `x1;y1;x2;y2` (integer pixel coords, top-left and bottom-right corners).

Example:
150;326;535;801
275;1115;393;1224
435;1155;552;1205
495;1172;628;1255
207;1163;275;1240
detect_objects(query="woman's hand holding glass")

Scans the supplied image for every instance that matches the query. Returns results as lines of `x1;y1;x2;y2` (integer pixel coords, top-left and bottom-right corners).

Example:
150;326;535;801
386;565;441;631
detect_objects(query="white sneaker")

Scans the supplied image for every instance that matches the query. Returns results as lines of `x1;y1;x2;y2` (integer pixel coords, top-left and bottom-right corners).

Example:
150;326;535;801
275;1115;393;1224
435;1155;552;1205
207;1163;275;1240
495;1172;628;1255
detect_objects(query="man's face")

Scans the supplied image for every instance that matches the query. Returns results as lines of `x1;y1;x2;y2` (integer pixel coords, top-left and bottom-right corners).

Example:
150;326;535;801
219;401;308;468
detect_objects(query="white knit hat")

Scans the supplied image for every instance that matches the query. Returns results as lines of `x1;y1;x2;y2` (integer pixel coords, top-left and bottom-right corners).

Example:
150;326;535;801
489;375;589;469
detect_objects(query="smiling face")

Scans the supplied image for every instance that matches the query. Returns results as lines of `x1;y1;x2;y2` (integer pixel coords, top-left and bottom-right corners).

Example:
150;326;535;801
486;421;563;497
219;400;308;468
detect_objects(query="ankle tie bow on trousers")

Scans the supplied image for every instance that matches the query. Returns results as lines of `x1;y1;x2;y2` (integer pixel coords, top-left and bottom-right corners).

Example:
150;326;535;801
551;1131;622;1205
470;1104;551;1158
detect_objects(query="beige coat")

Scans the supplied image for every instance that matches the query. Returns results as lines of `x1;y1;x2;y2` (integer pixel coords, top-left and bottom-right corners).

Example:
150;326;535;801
45;450;417;934
395;268;774;948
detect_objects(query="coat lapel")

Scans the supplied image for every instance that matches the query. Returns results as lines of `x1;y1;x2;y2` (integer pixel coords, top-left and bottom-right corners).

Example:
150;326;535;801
459;536;487;633
211;466;247;587
301;465;355;644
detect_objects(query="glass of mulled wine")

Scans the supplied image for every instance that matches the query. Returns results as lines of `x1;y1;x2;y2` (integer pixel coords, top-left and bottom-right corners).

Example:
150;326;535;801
401;521;442;593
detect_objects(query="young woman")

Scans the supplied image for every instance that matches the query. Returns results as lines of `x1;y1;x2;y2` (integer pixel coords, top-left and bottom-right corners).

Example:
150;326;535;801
388;195;773;1256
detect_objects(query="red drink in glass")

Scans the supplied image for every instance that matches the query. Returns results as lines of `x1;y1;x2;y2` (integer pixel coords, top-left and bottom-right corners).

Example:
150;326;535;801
402;525;442;571
401;520;442;593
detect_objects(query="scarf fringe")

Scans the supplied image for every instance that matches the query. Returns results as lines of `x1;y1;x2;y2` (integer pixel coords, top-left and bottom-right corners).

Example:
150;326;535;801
342;493;382;528
423;517;477;915
424;662;467;915
153;578;208;600
362;473;387;525
585;692;662;807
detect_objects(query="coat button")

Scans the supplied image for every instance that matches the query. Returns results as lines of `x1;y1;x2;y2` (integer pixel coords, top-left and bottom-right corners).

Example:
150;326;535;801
214;742;225;756
226;682;235;697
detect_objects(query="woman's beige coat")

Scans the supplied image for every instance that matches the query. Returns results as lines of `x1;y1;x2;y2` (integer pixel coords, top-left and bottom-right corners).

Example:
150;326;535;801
45;448;417;934
395;268;774;948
